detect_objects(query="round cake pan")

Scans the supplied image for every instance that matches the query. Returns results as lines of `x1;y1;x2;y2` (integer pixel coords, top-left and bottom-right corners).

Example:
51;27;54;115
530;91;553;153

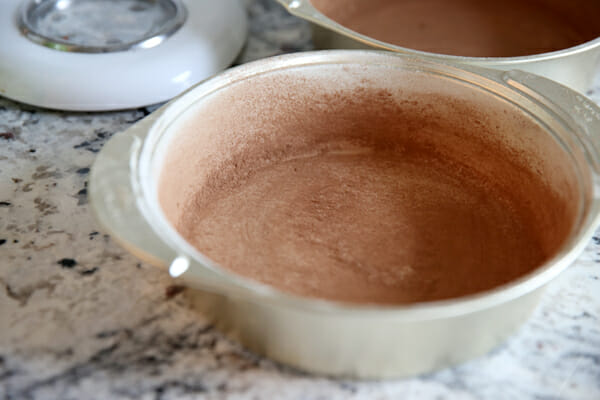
275;0;600;94
90;51;600;379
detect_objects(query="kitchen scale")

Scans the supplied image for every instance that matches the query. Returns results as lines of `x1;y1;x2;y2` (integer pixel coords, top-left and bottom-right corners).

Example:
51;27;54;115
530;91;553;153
0;0;248;111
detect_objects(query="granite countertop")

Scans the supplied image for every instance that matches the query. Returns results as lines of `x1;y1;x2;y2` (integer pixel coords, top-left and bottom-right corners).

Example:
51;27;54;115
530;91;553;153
1;1;599;399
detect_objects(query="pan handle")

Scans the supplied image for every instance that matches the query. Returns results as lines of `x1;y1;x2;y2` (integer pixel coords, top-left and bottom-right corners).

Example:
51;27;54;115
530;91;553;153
501;69;600;175
89;110;178;267
499;69;600;246
89;108;242;295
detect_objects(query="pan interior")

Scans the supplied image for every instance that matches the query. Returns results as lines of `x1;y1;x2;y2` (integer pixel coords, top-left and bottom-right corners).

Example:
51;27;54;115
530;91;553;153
158;63;580;305
311;0;600;57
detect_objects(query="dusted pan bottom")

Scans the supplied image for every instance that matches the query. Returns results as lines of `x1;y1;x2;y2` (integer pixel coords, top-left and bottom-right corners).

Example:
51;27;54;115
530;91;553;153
159;63;578;305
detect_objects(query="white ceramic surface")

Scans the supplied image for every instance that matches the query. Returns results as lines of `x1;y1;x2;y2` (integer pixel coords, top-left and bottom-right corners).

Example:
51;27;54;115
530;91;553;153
0;0;247;111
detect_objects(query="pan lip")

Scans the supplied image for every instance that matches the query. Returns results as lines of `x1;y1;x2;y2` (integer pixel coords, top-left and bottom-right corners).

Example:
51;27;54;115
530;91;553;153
136;50;600;320
291;0;600;64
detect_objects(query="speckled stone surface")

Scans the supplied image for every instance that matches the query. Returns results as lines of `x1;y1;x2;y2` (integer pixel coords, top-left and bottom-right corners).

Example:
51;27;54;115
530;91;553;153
1;1;599;399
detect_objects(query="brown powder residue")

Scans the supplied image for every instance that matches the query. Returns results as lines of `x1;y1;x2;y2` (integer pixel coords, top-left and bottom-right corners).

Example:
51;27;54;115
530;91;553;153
158;64;579;305
311;0;600;57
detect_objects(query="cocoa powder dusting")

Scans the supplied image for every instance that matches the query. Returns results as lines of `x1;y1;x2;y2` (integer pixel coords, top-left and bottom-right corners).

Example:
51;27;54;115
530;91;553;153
312;0;600;57
159;65;578;305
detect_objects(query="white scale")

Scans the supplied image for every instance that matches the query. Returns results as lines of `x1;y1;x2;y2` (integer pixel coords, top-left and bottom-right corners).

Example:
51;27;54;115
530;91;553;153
0;0;248;111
